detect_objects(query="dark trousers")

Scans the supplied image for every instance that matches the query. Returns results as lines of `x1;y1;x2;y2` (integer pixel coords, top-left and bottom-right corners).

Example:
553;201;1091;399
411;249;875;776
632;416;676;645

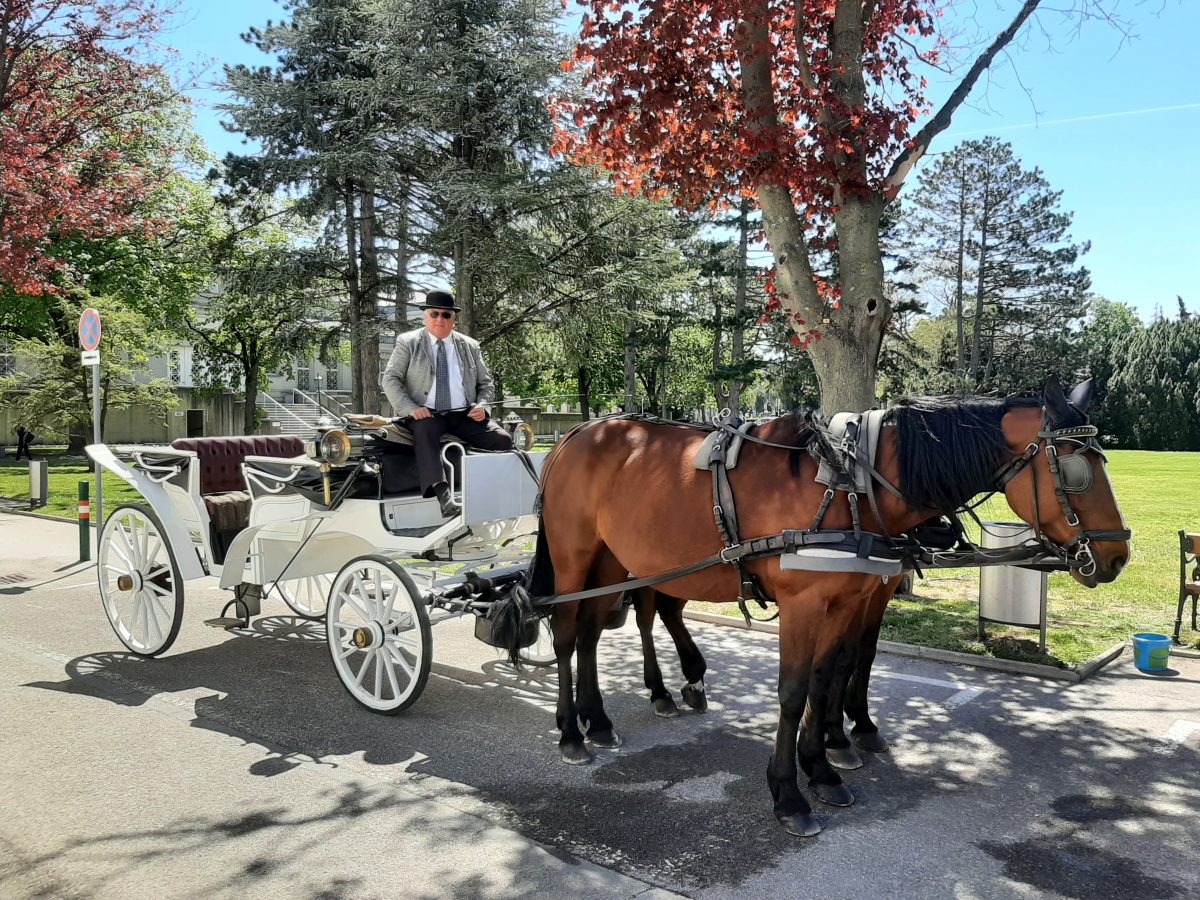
15;438;31;460
408;411;513;495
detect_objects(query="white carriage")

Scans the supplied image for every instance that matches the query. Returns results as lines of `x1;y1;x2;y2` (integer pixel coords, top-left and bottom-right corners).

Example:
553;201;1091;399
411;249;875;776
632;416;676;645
85;415;552;713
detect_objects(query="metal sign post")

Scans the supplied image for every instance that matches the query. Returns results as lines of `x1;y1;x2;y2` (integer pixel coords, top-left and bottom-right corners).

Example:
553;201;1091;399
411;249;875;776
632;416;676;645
79;308;103;534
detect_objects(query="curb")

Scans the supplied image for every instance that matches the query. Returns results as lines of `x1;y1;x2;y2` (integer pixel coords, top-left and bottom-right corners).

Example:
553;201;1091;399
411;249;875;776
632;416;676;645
1;507;96;528
680;609;1127;684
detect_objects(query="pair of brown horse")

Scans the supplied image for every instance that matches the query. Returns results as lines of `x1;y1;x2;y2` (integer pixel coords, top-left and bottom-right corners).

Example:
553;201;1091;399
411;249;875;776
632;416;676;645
501;379;1130;836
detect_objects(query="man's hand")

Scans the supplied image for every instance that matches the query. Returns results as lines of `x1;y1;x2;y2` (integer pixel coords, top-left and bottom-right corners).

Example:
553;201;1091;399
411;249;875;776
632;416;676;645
468;404;487;422
410;407;432;421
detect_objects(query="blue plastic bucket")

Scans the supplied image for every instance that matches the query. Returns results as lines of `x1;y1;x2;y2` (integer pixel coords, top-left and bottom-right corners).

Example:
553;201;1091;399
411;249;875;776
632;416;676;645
1132;633;1172;672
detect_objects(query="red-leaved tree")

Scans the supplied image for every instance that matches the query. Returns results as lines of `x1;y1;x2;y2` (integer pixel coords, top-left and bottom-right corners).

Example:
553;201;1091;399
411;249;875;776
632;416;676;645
557;0;1117;411
0;0;170;296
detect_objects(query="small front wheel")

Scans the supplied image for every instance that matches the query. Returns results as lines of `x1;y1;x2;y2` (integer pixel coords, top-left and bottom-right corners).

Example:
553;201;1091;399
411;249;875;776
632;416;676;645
326;555;432;714
97;504;184;657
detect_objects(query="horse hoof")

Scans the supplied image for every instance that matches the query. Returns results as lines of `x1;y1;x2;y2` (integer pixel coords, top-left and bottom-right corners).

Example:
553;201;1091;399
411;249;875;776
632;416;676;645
775;811;822;837
560;743;593;765
588;729;622;749
681;684;708;712
826;745;864;770
812;781;855;807
853;731;890;753
653;696;680;718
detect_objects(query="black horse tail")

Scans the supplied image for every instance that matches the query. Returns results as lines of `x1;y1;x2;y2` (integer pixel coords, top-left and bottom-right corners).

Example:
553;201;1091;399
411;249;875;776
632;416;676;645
491;520;556;665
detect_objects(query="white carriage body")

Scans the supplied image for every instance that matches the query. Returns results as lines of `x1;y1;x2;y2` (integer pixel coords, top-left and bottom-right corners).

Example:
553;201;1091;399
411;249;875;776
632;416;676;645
86;442;547;589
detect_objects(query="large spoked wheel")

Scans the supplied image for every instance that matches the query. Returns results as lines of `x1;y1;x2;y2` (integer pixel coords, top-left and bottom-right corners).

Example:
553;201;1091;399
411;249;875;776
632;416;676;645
97;504;184;657
517;615;556;668
269;573;332;620
326;555;432;714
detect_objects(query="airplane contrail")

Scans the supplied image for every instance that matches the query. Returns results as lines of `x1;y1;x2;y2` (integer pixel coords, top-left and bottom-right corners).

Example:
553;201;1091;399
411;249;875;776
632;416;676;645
946;102;1200;137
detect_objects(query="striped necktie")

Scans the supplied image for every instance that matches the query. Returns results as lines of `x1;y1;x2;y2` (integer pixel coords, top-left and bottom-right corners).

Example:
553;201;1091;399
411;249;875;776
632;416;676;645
434;339;451;411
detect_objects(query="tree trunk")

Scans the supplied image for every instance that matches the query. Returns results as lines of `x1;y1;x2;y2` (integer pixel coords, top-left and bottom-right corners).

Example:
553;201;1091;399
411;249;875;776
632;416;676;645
970;193;990;381
343;183;364;411
454;231;476;337
712;286;728;410
395;179;411;326
955;173;968;389
730;198;749;413
358;184;381;414
624;299;638;412
578;366;591;421
244;359;259;435
809;198;889;414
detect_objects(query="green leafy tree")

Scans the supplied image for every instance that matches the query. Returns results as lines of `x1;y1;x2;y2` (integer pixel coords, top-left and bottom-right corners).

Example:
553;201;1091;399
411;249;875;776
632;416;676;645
900;138;1091;393
1106;316;1200;450
0;296;175;450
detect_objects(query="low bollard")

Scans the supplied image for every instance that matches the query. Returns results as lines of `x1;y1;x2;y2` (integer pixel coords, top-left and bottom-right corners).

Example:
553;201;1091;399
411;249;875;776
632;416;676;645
78;480;90;562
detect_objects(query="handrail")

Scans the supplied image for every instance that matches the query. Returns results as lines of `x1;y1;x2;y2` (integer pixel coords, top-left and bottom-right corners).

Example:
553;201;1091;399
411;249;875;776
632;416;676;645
257;391;311;428
293;386;351;419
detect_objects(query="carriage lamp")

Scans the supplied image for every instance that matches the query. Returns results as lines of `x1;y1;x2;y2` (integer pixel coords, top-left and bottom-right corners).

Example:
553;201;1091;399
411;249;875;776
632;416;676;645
306;429;352;466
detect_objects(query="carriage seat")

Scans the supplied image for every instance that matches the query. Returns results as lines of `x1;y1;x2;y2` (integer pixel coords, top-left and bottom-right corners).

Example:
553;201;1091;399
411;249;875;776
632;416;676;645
171;436;305;531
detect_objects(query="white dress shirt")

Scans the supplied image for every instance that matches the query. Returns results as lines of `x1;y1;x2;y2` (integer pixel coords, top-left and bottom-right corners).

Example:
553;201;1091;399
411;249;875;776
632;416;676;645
424;332;467;410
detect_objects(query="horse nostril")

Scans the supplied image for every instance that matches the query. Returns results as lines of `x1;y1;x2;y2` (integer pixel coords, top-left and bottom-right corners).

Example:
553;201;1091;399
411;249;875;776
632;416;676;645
1111;556;1127;576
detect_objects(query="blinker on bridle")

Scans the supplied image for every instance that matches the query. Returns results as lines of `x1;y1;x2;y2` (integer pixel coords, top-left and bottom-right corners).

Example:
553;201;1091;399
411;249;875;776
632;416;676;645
993;417;1131;577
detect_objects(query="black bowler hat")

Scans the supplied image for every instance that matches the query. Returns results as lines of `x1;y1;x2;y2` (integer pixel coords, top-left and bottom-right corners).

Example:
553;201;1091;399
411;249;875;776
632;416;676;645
420;290;461;312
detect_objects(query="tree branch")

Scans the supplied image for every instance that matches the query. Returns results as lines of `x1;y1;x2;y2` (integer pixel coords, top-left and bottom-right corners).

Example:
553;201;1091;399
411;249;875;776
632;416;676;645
886;0;1042;192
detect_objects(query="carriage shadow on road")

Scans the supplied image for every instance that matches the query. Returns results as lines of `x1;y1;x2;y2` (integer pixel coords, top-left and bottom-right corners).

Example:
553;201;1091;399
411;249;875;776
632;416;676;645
22;616;1200;896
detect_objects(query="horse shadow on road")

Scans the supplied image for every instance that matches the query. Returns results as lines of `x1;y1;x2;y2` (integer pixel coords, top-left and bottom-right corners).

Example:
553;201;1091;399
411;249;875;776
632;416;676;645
22;616;1200;896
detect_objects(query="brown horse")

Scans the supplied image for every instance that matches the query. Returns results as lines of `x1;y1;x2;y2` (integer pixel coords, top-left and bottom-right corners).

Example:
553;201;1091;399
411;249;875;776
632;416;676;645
499;379;1129;836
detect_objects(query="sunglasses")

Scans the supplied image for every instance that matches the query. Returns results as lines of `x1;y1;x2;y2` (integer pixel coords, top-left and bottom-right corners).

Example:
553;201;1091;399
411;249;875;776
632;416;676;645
427;310;455;320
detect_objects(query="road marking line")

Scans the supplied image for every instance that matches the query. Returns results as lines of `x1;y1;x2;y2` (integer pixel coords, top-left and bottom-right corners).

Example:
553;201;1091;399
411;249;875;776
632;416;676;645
943;688;984;708
1153;720;1200;755
873;670;982;692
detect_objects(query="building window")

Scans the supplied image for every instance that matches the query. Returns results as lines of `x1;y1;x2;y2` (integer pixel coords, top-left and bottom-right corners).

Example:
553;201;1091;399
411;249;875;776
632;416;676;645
325;366;339;390
296;365;310;392
168;350;181;385
0;338;13;377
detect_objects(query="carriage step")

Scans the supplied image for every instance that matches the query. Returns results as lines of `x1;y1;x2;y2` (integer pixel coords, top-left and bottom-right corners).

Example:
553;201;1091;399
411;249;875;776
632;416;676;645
204;616;248;630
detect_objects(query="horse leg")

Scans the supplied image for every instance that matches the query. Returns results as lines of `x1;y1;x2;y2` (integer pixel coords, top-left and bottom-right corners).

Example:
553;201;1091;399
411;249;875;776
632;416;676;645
768;599;820;837
846;579;898;754
824;585;879;771
799;594;868;808
635;588;679;718
553;600;591;765
655;594;708;712
574;550;627;748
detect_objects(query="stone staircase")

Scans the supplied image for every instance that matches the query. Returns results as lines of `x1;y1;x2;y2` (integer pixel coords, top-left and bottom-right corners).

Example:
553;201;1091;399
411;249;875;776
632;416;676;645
256;393;323;435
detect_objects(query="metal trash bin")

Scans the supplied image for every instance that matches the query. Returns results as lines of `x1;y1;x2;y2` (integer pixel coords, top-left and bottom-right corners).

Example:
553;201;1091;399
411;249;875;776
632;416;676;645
978;522;1048;651
28;460;48;510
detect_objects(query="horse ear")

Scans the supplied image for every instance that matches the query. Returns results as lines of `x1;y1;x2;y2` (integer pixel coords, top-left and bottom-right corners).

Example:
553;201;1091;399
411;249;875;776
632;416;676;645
1043;377;1071;422
1068;378;1094;413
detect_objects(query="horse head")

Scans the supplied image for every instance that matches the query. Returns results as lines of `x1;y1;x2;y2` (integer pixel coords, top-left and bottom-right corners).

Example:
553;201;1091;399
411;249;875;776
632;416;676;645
1001;378;1131;586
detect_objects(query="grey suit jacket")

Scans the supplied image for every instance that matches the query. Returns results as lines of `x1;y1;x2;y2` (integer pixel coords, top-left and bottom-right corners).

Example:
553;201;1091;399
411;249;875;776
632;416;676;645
381;328;496;418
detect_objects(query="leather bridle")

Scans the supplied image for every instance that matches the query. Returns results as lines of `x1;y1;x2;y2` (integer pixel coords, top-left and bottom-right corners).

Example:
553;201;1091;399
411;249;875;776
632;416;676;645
994;415;1132;577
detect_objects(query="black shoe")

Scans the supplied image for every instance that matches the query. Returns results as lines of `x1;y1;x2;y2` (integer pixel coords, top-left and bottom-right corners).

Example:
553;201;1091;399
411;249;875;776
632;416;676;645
435;486;461;518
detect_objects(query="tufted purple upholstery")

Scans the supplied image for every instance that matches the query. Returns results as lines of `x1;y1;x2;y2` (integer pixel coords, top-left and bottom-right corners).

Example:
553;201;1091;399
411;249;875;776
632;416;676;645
171;436;304;495
171;436;304;532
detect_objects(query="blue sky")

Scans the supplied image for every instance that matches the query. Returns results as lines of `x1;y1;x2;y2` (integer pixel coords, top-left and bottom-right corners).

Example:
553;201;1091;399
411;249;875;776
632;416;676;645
165;0;1198;322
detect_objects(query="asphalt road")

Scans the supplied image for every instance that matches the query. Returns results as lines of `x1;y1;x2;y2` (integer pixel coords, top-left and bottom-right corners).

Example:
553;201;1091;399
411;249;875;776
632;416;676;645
2;512;1198;899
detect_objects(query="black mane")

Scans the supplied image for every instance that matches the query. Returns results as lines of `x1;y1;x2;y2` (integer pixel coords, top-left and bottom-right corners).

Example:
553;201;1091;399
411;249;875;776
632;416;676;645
887;395;1042;512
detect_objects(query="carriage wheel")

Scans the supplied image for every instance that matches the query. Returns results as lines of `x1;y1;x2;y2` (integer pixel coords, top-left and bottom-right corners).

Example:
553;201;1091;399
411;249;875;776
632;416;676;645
326;555;432;714
97;504;184;657
517;616;556;668
269;573;332;620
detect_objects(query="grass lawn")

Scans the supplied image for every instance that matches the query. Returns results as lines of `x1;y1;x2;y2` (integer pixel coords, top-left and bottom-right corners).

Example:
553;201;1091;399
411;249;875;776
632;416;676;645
0;450;144;519
3;447;1197;667
697;450;1200;668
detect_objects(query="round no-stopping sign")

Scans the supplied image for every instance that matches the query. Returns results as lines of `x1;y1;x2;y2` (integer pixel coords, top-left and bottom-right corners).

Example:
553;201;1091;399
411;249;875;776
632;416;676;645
79;308;102;351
